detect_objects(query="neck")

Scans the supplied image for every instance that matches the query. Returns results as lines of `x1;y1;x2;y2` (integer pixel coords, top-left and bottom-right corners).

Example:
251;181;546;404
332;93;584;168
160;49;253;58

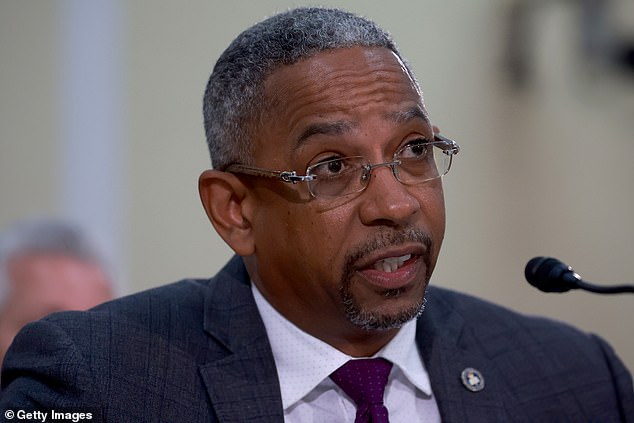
278;304;402;357
324;327;401;357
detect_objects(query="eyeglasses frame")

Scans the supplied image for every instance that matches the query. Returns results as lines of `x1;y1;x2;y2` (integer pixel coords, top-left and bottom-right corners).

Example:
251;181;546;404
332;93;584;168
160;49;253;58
224;133;460;198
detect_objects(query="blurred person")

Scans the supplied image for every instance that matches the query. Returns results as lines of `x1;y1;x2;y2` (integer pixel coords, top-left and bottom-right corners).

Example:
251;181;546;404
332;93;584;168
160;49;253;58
0;219;113;373
1;7;633;422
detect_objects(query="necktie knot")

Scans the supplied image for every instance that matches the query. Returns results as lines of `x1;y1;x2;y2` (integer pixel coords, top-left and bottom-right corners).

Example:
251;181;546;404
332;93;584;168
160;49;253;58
330;358;393;423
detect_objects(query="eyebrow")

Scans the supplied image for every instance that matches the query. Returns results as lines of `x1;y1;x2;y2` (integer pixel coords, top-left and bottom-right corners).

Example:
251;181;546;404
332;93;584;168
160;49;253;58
294;120;356;150
385;106;430;124
292;106;429;150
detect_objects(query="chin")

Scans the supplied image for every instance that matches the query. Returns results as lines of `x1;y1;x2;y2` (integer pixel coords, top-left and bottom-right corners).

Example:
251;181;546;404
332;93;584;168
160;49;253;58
342;289;427;331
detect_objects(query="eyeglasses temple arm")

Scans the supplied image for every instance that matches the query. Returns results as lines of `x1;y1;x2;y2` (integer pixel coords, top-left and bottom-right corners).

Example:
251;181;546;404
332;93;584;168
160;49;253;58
433;134;460;154
225;164;315;183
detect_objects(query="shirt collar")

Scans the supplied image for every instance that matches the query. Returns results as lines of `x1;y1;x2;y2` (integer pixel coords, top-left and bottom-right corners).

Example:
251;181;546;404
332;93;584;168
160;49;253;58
251;283;433;411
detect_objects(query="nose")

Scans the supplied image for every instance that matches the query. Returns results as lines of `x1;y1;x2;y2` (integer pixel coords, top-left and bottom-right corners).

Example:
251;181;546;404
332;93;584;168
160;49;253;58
357;164;421;227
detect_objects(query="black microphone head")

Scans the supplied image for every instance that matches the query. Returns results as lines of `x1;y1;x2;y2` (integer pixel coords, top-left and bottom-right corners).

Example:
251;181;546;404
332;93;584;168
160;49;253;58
525;256;580;293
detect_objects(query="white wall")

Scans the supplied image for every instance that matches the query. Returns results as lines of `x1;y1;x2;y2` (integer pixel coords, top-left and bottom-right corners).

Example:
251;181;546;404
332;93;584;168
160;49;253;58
1;0;633;371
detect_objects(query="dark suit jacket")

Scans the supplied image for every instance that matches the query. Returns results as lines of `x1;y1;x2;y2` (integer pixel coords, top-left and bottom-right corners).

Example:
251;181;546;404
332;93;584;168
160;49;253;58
1;256;633;422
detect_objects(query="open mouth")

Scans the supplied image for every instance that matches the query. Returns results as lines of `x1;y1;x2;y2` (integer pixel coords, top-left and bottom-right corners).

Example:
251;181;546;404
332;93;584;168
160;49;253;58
343;230;433;293
356;252;424;291
372;253;413;273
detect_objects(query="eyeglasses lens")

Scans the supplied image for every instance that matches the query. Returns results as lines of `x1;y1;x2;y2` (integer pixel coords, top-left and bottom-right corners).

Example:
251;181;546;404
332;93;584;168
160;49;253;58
307;143;453;198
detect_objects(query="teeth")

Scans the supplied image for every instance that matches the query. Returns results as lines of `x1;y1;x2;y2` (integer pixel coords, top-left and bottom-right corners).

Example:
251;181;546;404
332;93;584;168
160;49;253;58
373;254;412;273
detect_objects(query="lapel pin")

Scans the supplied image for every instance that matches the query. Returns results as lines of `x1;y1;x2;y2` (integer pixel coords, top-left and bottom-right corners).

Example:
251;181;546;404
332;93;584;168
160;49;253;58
461;367;485;392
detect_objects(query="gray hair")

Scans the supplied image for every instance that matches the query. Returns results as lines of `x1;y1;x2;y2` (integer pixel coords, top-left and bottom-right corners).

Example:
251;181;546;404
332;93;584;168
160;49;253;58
203;7;419;170
0;218;107;307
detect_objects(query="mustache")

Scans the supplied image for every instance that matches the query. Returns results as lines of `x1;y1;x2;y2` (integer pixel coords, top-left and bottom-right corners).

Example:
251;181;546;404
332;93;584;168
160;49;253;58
343;227;433;273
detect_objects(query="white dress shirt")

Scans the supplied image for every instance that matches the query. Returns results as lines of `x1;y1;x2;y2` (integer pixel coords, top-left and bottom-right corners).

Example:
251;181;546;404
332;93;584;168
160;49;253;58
252;283;441;423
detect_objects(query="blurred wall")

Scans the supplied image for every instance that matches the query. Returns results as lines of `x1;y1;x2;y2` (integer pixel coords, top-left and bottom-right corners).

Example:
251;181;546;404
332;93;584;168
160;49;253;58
1;0;632;371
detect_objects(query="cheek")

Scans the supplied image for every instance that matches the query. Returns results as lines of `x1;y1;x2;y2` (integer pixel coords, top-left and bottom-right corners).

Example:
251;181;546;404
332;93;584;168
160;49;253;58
420;184;446;256
252;204;354;306
288;207;350;261
429;189;446;230
286;204;359;284
252;202;343;270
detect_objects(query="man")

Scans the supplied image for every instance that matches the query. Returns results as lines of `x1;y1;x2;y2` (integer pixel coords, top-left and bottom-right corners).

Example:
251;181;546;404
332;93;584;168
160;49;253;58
0;219;113;379
1;7;633;422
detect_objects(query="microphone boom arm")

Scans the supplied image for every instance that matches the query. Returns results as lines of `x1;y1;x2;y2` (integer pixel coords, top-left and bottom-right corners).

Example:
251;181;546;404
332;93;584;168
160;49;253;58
525;256;634;295
575;279;634;294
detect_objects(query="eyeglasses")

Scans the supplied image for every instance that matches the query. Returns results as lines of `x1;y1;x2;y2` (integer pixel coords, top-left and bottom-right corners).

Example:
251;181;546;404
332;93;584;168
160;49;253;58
225;134;460;199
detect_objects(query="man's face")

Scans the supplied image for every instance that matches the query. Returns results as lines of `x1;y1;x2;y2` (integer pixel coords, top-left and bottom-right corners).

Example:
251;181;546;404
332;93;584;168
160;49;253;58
0;254;113;365
245;46;446;348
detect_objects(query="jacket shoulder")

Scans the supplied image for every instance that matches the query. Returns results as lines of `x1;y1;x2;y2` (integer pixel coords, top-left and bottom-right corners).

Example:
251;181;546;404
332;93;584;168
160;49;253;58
423;286;634;421
0;257;251;421
427;285;590;336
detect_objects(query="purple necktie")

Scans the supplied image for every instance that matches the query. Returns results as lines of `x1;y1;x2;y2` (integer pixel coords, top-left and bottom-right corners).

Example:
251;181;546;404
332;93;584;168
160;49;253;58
330;358;393;423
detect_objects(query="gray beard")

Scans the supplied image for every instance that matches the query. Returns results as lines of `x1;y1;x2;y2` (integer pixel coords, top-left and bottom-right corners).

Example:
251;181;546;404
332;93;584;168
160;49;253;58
341;289;427;330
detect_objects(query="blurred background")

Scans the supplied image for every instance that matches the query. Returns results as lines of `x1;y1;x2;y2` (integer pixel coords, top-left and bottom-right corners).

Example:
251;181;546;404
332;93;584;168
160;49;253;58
1;0;633;371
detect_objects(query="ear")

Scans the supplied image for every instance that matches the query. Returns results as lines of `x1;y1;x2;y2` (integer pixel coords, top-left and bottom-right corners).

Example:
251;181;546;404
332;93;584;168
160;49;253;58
432;124;441;134
198;170;255;256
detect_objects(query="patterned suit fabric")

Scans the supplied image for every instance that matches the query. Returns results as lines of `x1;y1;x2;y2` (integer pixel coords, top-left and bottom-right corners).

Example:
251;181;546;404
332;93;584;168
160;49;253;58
1;256;633;422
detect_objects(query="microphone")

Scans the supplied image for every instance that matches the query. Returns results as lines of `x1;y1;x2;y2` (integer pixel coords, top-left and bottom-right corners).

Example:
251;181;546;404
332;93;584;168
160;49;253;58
525;257;634;295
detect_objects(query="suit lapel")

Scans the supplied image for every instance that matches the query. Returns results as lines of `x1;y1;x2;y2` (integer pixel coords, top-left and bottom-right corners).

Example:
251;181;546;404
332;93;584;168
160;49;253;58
198;257;284;423
417;287;509;422
197;259;511;422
